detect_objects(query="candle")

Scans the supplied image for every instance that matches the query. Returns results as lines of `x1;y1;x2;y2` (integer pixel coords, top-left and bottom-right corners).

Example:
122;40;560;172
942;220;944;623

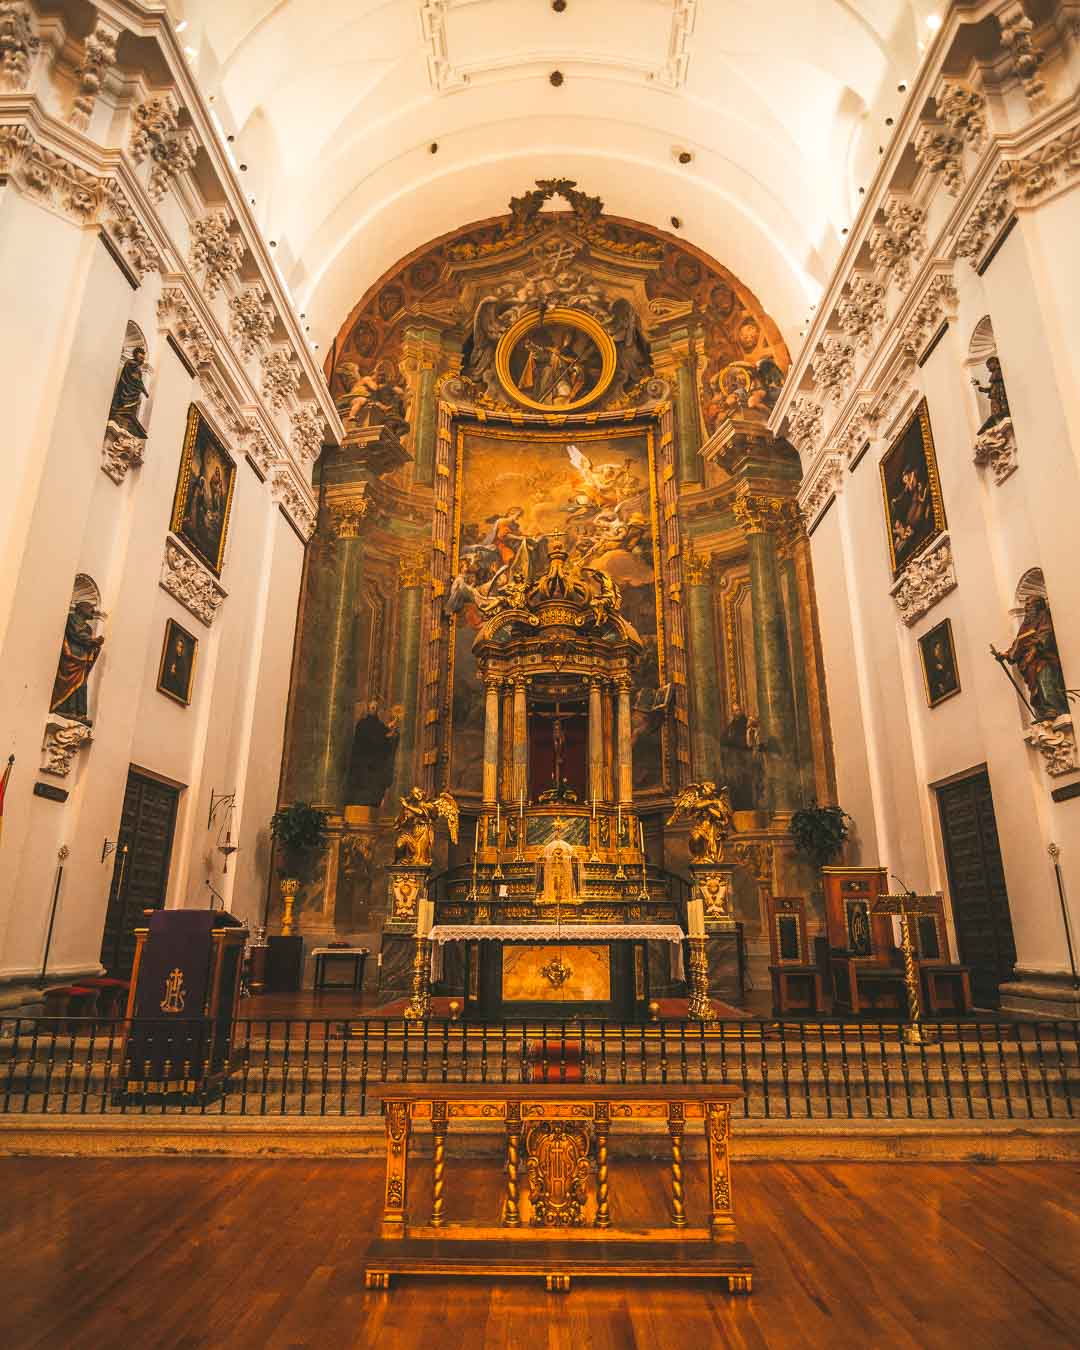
617;802;622;841
592;796;596;821
639;820;645;854
495;800;500;840
687;895;705;939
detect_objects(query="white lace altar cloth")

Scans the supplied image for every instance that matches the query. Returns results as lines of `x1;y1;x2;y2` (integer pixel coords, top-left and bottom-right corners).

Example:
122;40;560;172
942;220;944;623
427;924;686;981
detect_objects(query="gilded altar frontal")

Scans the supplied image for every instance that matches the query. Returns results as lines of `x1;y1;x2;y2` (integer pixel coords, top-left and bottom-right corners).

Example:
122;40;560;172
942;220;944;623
279;179;833;989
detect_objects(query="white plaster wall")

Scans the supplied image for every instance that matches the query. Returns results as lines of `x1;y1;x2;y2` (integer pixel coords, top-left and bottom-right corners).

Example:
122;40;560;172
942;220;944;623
0;232;307;983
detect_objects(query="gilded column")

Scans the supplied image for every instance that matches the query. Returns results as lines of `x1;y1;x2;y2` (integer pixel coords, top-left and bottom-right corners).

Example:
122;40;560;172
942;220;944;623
512;677;528;801
683;541;723;783
616;676;634;805
732;486;801;810
588;677;604;804
500;683;514;803
388;550;428;810
482;676;501;805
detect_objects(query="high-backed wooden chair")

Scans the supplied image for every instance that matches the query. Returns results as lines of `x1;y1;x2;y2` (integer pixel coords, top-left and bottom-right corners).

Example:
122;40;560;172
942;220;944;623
909;896;973;1014
766;896;830;1016
820;867;908;1016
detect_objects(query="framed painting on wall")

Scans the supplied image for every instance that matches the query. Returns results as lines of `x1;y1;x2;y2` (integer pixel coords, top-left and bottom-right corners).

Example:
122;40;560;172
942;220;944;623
918;617;961;708
879;399;946;576
170;405;237;575
156;617;198;706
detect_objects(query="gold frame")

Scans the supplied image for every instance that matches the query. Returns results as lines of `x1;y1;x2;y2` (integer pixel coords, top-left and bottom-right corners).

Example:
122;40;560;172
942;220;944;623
169;404;237;576
155;616;198;706
918;617;961;708
495;307;617;413
878;398;946;578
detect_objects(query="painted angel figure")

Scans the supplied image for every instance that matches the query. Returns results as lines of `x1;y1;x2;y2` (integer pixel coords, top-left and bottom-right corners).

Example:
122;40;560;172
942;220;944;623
565;444;641;515
667;781;734;864
393;787;460;867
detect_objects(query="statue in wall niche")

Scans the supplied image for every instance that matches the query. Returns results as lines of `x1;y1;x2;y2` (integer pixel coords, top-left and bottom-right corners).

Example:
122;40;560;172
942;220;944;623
50;600;105;722
109;345;149;433
608;298;652;393
346;702;401;808
972;356;1011;433
992;595;1071;723
392;787;459;867
667;781;734;864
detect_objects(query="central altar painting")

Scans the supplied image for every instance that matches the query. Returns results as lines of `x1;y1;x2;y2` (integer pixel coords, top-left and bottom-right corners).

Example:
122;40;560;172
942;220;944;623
447;422;666;798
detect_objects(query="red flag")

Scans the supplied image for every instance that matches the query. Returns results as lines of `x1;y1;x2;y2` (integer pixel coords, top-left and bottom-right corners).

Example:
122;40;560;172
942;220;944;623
0;755;13;844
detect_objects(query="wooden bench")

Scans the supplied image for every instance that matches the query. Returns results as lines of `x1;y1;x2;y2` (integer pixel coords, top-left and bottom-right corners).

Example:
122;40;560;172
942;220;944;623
364;1083;752;1294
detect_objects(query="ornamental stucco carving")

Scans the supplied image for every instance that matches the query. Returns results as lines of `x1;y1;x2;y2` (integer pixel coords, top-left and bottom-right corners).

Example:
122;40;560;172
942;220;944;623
811;335;855;404
934;78;986;149
329;491;370;538
262;344;301;411
290;401;326;462
103;181;162;279
229;283;276;360
914;122;964;195
798;451;844;525
900;274;958;360
870;197;927;289
955;163;1014;261
999;4;1045;107
0;128;103;221
244;418;280;477
130;94;198;203
973;417;1019;483
837;272;886;350
890;534;957;626
837;398;878;455
0;2;39;91
157;287;214;367
101;421;145;483
271;465;317;538
1010;128;1080;203
41;716;92;777
160;538;227;626
785;396;824;458
70;17;121;131
189;208;245;298
1025;716;1078;777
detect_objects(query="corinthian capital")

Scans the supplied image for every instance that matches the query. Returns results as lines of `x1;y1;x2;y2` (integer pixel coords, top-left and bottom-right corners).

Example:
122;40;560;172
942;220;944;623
731;486;799;536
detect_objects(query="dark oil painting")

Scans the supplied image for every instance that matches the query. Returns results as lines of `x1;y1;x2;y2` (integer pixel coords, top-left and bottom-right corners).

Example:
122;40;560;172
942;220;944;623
506;320;605;407
879;400;946;576
170;405;237;575
919;617;960;708
157;617;198;706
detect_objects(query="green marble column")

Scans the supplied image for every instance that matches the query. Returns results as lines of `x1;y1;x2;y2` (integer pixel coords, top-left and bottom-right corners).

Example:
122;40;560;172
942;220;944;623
683;545;724;782
733;488;801;811
388;553;426;808
412;362;437;486
675;356;703;486
288;499;366;811
778;536;818;808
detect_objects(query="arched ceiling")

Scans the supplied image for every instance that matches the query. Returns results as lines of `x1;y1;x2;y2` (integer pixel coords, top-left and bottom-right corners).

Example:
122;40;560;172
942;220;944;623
173;0;943;351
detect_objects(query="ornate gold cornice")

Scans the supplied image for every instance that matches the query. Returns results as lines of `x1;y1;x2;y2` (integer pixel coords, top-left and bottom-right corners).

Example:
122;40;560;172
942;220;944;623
682;540;714;586
731;485;801;537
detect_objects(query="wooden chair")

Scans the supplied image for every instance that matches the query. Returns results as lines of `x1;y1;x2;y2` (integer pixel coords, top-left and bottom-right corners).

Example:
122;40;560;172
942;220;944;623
766;896;830;1016
820;868;908;1016
909;899;973;1014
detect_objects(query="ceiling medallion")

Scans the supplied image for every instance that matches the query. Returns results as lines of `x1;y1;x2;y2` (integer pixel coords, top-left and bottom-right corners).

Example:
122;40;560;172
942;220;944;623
495;307;616;413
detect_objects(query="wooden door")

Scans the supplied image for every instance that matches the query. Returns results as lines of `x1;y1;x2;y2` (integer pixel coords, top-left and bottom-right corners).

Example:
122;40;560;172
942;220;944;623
936;770;1016;1007
99;769;181;976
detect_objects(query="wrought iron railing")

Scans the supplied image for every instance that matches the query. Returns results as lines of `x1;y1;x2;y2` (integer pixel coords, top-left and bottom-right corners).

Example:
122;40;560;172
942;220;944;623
0;1016;1076;1121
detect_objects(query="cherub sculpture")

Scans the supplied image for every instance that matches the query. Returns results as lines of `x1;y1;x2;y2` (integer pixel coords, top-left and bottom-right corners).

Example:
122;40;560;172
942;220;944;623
667;781;734;864
393;787;460;867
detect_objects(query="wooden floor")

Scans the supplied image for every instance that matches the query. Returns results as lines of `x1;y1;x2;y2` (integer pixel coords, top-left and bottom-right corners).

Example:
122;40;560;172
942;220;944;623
1;1158;1078;1349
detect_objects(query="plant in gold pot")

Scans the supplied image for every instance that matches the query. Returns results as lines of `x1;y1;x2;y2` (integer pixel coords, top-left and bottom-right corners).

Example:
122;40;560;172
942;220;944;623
270;802;328;935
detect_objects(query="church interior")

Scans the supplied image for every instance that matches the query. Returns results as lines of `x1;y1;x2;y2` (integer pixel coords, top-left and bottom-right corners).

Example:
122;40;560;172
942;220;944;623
1;1;1078;1345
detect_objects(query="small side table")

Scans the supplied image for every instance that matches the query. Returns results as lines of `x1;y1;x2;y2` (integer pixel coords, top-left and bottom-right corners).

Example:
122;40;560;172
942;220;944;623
312;947;370;992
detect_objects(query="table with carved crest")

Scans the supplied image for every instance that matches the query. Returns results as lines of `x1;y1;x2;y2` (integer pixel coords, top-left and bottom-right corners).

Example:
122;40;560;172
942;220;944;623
363;1084;752;1293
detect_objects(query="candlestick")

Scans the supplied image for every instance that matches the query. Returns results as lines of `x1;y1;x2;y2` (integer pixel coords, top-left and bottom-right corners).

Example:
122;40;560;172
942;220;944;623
687;895;705;939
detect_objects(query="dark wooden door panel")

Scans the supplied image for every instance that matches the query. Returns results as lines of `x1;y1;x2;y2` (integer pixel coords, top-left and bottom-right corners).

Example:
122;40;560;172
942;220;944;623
937;770;1016;1007
99;770;181;977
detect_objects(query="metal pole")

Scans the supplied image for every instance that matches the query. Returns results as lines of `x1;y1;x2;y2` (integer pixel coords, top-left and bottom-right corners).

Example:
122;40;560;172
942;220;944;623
1048;842;1079;990
37;845;69;988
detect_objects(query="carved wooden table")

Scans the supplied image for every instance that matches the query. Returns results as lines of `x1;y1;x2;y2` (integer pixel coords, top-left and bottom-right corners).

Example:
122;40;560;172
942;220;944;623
363;1084;752;1294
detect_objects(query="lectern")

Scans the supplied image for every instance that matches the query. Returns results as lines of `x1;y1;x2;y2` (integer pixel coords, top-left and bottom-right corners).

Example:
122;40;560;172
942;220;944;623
118;909;246;1102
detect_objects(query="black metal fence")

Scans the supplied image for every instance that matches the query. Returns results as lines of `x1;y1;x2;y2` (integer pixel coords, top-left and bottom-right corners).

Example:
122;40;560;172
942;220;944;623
1;1016;1076;1121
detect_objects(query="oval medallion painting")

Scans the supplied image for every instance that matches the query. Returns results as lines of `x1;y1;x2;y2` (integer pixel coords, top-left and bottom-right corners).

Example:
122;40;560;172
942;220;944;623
496;307;616;412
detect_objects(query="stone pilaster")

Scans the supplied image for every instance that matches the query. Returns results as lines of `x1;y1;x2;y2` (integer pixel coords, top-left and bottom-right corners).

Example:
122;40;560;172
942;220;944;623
683;541;723;782
616;676;634;804
588;676;604;804
482;676;501;805
388;550;428;810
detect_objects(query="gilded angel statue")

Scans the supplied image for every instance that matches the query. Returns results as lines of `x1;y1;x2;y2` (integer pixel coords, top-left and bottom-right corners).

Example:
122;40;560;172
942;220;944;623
393;787;460;867
666;781;734;864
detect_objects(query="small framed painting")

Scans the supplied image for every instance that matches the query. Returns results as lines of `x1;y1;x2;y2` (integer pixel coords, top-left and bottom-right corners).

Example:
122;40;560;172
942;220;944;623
879;399;947;577
157;617;198;706
170;404;237;575
919;617;961;708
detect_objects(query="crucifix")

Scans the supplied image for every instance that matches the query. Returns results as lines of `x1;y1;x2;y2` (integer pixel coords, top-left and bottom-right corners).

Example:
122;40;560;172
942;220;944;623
872;891;942;1042
534;701;571;796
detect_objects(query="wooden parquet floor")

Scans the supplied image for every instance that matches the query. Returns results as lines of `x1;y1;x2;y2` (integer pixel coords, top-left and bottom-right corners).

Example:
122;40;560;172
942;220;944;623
0;1157;1077;1349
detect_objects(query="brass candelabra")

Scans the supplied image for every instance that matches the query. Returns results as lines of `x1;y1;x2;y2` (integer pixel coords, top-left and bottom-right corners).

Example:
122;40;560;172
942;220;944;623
686;936;716;1022
403;936;433;1020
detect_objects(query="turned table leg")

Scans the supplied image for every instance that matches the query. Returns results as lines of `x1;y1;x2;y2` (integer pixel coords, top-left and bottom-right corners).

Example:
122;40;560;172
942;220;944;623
430;1101;448;1227
503;1102;521;1227
668;1115;687;1228
595;1113;611;1229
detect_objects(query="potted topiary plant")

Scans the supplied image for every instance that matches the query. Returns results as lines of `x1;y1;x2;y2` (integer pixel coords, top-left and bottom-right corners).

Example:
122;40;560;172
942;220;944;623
790;803;853;871
270;802;328;935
